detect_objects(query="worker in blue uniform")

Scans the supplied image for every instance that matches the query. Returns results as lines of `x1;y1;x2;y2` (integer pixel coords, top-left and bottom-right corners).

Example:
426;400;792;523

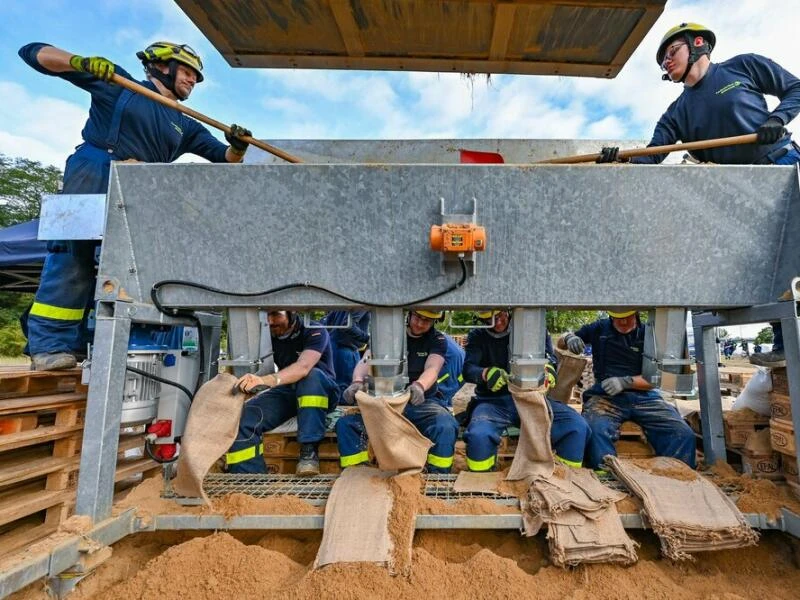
227;311;339;476
438;332;465;407
18;41;251;371
462;310;590;472
336;310;459;472
320;310;371;394
597;23;800;369
562;310;696;470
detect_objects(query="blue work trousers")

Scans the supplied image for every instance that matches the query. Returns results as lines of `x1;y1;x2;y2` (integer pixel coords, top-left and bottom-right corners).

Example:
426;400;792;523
24;144;113;356
226;368;338;474
582;389;696;470
463;394;590;472
330;341;360;394
336;398;459;473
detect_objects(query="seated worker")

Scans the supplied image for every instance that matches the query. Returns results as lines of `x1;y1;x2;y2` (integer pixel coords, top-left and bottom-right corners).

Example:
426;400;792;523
336;310;460;472
561;310;696;470
462;310;590;472
320;310;371;394
438;332;465;407
227;310;339;476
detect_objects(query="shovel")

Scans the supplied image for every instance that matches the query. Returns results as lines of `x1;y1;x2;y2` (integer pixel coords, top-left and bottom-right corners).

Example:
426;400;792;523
110;73;302;164
459;134;759;166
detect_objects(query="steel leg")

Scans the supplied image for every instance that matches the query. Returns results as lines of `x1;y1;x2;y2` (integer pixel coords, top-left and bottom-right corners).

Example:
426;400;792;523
76;301;131;521
693;324;726;464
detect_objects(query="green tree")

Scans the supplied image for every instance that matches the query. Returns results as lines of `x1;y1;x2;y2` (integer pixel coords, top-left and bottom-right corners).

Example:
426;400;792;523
0;154;62;357
547;310;602;334
0;154;62;227
755;326;774;344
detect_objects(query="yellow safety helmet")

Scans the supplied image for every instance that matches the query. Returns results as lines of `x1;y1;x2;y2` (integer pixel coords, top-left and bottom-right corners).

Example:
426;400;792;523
414;310;444;320
656;23;715;66
137;41;204;82
607;309;637;319
475;310;500;320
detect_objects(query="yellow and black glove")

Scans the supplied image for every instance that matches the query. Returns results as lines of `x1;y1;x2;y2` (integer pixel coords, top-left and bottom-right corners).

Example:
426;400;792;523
69;55;115;81
485;367;509;393
543;363;557;391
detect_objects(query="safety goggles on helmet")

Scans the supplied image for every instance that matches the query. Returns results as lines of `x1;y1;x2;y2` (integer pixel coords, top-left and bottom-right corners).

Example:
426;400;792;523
607;310;636;319
137;42;204;82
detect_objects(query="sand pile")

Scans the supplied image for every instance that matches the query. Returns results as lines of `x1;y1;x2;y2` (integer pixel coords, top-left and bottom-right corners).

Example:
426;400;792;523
37;529;797;600
709;461;800;520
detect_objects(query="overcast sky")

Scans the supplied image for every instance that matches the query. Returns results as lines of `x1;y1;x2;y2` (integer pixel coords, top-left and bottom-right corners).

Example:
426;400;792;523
1;0;799;169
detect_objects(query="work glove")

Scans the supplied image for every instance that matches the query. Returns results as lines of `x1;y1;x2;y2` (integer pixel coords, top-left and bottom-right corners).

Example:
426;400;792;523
342;380;367;405
236;373;278;394
225;124;252;155
563;333;586;355
756;117;787;145
69;55;115;82
484;367;509;393
541;363;557;391
597;146;621;163
408;381;426;406
600;376;634;396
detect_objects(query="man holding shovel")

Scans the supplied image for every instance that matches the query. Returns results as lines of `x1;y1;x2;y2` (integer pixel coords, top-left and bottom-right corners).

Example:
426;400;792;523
596;23;800;368
18;41;251;371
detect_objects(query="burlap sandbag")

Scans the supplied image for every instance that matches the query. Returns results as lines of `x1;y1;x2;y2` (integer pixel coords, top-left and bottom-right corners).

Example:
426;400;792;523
550;346;589;403
173;373;246;505
506;383;554;481
314;467;393;568
356;390;433;474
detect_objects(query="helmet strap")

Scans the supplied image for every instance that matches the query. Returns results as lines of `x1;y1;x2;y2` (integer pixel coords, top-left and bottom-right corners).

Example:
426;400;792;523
145;60;186;101
676;33;711;84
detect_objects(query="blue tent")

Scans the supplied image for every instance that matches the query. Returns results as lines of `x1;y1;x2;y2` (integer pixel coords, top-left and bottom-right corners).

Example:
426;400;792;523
0;220;47;293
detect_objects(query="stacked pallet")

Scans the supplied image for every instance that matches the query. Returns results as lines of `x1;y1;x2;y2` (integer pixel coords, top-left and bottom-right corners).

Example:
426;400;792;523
262;431;342;474
718;366;755;395
769;368;798;493
0;370;159;556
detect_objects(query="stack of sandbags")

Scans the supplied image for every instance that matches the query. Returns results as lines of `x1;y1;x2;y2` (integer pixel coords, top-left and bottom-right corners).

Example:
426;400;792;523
605;456;759;560
520;467;638;567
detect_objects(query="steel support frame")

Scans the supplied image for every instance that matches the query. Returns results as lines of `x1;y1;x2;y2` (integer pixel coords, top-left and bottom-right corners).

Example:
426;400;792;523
692;301;800;475
76;300;222;522
509;308;546;387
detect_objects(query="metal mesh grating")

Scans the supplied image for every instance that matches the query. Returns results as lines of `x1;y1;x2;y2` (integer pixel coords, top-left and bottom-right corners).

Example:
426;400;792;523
423;474;517;501
166;470;744;506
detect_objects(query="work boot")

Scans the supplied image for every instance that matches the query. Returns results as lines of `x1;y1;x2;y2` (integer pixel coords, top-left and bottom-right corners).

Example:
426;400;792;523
296;443;320;477
32;352;77;371
749;351;786;368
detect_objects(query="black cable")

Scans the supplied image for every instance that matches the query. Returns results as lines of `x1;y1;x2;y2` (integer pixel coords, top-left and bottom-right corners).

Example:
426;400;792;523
144;438;179;464
150;256;468;312
125;365;195;403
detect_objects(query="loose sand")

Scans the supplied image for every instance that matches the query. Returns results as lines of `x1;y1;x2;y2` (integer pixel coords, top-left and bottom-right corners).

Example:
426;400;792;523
8;468;800;599
9;529;798;600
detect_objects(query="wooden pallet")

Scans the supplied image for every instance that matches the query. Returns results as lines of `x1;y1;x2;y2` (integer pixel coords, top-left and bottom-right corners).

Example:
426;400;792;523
0;371;159;556
263;431;339;459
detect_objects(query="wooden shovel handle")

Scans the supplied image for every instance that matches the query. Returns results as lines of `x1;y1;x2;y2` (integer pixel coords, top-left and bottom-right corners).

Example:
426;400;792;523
536;134;759;164
110;73;302;164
